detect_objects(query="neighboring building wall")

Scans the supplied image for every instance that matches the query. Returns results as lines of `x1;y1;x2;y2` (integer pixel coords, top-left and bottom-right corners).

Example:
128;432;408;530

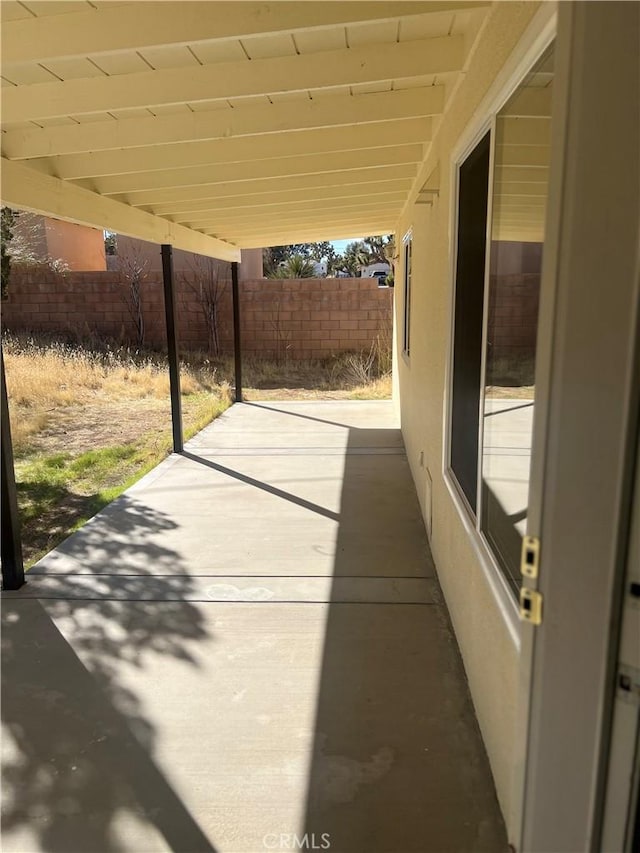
2;271;391;360
113;234;225;273
113;236;262;280
10;214;106;271
393;1;544;839
238;248;264;280
44;218;106;271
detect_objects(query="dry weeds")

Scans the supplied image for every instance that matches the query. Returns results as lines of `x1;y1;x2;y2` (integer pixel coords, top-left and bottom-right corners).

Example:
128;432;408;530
4;334;392;453
3;335;227;452
3;332;391;563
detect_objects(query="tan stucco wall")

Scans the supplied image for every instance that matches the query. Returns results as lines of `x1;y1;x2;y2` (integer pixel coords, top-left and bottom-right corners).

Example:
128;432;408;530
114;234;218;272
45;218;106;270
393;1;544;839
9;215;106;271
238;248;264;280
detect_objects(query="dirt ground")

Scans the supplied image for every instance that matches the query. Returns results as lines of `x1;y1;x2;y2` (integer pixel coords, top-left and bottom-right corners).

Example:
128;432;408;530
30;396;174;456
4;334;391;565
27;387;362;457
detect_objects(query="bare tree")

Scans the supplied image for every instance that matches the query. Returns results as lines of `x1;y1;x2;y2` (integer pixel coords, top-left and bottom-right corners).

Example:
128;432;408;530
268;299;292;362
1;209;69;297
183;256;229;356
118;248;149;347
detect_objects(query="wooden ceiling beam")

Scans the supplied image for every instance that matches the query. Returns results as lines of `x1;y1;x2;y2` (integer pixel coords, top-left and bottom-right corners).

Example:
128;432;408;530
1;36;464;123
498;117;552;146
77;145;424;195
496;145;551;168
26;118;432;180
2;87;444;160
147;180;413;216
208;210;400;233
117;164;418;207
501;87;553;118
161;191;409;221
0;157;239;261
177;200;404;228
494;166;550;183
225;223;396;248
2;2;485;65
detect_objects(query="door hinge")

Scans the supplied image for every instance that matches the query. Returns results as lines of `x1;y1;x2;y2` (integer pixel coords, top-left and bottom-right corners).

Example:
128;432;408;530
617;664;640;707
521;536;540;579
520;587;543;625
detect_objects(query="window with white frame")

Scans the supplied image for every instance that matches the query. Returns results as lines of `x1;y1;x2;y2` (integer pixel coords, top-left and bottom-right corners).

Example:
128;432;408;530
448;42;554;597
450;131;491;514
402;233;412;357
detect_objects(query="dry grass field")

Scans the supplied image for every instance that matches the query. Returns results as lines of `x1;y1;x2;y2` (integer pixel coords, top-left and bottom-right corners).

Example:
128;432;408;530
3;333;391;565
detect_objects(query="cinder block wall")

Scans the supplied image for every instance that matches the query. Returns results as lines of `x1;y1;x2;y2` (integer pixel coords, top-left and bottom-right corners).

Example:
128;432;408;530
487;240;541;371
1;271;392;359
487;272;540;364
241;278;392;359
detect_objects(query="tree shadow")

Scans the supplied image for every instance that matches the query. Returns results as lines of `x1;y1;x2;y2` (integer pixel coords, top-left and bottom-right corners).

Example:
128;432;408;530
17;479;121;566
2;496;218;853
3;405;510;852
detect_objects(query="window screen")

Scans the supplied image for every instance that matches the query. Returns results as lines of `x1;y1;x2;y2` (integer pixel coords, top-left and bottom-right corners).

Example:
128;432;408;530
402;236;412;356
450;132;491;513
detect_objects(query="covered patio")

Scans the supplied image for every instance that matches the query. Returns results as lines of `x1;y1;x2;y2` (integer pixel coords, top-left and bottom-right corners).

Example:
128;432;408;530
3;2;640;850
0;3;556;850
2;401;507;852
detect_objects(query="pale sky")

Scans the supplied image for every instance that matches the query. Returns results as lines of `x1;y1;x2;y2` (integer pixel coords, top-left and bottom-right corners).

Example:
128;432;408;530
331;238;363;252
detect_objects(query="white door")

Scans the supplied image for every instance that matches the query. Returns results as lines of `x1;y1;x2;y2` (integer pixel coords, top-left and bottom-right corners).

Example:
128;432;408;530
600;431;640;851
517;2;640;851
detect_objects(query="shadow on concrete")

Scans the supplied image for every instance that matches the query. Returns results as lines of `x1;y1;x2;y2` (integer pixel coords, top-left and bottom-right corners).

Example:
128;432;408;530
1;497;218;853
182;451;339;522
300;426;509;853
3;403;509;852
244;402;354;430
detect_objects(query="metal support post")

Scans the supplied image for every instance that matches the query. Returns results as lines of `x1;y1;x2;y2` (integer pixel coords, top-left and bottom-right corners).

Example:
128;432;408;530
1;347;25;589
232;261;243;403
161;244;183;453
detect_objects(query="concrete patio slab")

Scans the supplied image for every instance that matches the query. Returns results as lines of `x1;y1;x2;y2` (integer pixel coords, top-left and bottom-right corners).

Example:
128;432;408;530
2;401;508;853
3;574;440;605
